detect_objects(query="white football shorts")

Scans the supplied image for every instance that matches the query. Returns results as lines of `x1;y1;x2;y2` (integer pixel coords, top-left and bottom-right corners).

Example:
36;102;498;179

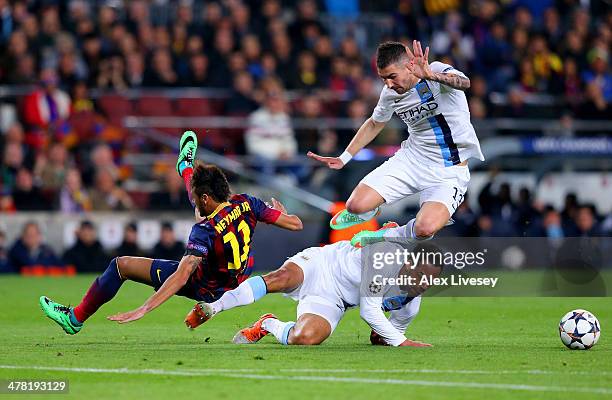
360;148;470;216
285;246;346;332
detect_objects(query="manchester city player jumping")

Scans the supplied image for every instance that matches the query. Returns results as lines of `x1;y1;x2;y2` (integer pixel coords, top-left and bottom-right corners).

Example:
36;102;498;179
308;40;484;245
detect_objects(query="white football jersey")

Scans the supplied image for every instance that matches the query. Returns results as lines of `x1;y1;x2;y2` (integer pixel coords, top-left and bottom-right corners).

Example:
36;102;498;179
372;62;485;167
321;241;416;346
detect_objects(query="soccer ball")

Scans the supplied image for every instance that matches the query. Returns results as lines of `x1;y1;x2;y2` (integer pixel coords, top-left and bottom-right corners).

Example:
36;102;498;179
559;309;601;350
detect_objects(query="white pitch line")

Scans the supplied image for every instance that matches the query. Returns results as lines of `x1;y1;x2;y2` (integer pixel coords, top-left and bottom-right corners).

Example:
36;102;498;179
283;368;612;376
0;365;611;395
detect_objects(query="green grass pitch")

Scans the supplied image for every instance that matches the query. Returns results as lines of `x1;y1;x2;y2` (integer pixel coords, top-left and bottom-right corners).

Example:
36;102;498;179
1;275;611;399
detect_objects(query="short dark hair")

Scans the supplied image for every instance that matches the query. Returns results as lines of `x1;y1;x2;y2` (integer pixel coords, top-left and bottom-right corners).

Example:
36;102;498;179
80;220;95;230
376;41;408;69
191;161;231;203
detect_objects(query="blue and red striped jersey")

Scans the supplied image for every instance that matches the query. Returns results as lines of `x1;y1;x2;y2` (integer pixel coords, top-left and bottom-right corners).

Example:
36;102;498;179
184;193;281;301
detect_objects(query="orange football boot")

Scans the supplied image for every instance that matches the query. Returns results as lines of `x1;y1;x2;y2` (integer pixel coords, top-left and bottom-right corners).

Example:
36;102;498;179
184;302;215;329
232;313;277;344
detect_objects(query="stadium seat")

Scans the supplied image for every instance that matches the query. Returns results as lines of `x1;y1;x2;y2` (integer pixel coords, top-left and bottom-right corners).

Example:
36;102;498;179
69;111;98;140
175;98;215;116
97;95;134;126
136;96;174;116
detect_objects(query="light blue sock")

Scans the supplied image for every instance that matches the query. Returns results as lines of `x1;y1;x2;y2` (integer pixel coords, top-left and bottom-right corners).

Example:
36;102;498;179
383;218;433;241
356;207;379;221
210;276;267;314
178;160;191;175
262;318;295;345
246;276;267;300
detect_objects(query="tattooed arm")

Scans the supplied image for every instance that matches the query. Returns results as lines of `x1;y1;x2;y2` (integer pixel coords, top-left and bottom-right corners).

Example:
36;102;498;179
407;40;471;91
427;71;471;91
108;255;201;323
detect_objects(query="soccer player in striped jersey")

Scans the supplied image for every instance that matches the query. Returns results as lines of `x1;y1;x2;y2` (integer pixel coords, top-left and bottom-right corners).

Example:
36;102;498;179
40;131;302;333
308;40;484;245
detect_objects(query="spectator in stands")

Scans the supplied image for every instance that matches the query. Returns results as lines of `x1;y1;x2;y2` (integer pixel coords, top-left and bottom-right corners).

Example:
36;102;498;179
34;142;70;190
290;50;320;90
313;35;333;82
477;20;513;91
328;56;350;94
574;205;600;236
12;168;52;211
0;230;9;273
245;79;297;161
112;222;145;258
446;193;478;237
89;168;133;211
516;187;539;233
542;208;565;238
96;54;128;90
143;48;178;87
582;48;612;102
148;168;191;211
530;35;563;91
21;68;72;150
150;222;185;261
125;52;145;87
59;168;91;213
63;220;109;272
289;0;326;52
271;33;294;85
0;30;28;84
342;99;369;147
0;0;13;44
225;70;258;115
561;193;579;228
82;143;119;186
8;222;61;272
206;28;234;88
294;95;323;153
579;81;609;119
1;141;24;192
183;52;209;86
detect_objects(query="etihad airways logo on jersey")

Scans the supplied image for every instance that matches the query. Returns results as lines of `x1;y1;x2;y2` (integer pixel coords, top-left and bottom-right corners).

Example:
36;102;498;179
396;102;439;124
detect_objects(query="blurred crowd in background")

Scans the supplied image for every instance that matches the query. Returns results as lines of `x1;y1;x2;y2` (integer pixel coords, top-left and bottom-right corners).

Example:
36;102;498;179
0;0;611;259
0;219;186;273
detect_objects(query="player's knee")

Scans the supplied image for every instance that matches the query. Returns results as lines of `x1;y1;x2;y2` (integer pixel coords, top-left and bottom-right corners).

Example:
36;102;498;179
115;256;125;273
345;198;371;215
290;326;324;345
116;256;134;277
414;219;439;238
263;268;294;292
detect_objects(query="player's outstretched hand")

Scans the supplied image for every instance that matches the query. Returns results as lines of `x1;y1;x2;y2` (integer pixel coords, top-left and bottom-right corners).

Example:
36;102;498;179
406;40;433;80
108;307;147;324
399;338;432;347
307;151;345;169
270;197;287;214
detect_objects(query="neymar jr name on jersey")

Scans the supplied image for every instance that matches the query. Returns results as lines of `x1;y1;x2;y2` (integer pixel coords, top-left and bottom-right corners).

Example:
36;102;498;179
214;201;252;234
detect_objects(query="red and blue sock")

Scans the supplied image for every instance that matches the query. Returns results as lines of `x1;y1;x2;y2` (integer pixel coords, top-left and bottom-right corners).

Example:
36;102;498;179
72;257;125;323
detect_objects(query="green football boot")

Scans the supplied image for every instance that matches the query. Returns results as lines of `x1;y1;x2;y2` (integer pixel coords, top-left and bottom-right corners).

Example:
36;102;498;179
329;207;381;230
176;130;198;176
39;296;82;335
350;221;400;248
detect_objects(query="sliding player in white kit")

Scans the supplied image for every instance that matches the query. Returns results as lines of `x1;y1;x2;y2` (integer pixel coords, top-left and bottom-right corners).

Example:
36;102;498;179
183;233;443;347
308;40;484;243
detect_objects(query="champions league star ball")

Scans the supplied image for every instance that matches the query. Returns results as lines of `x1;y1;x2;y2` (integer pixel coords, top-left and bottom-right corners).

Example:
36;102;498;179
559;309;601;350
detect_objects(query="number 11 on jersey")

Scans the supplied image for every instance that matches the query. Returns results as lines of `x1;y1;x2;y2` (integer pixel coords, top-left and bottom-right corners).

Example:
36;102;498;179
222;220;251;270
